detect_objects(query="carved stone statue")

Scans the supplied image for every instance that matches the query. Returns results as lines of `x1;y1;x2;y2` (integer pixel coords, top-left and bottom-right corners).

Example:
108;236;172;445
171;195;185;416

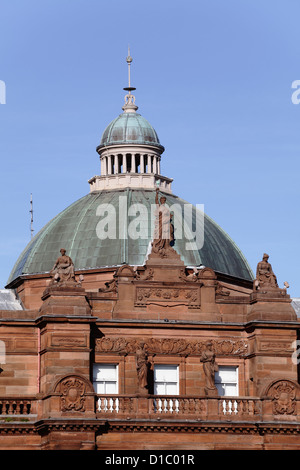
152;188;174;256
136;342;149;394
50;248;76;286
255;253;278;289
200;341;218;396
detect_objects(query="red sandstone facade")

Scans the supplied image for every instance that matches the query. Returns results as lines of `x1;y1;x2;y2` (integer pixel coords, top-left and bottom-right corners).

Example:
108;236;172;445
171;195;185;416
0;246;300;450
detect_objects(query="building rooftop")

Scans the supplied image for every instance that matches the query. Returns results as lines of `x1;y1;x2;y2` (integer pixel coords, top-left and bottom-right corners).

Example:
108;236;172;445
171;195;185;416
0;289;23;310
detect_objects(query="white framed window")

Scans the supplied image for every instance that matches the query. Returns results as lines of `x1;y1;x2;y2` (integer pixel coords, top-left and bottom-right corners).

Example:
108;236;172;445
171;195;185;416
153;365;179;413
215;366;238;396
154;365;179;395
93;364;118;394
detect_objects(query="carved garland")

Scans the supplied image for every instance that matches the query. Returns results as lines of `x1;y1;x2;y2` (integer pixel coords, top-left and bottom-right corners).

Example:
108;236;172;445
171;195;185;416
95;337;248;357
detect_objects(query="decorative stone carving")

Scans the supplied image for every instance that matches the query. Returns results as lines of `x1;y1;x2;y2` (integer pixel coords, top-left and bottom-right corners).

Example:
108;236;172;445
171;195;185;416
179;268;202;283
200;341;219;396
152;188;174;258
95;337;128;354
136;342;149;395
215;282;230;297
99;265;138;295
99;276;118;294
255;253;278;290
95;336;248;357
50;249;76;286
60;377;86;412
267;380;297;415
135;286;200;307
146;338;190;356
115;264;137;279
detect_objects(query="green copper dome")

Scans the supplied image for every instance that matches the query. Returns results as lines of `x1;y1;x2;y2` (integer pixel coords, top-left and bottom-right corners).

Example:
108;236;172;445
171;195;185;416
7;189;253;284
98;113;164;151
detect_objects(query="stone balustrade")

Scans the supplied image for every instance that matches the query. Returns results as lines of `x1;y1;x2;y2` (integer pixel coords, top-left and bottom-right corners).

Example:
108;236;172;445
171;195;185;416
95;395;263;421
1;394;298;423
0;398;34;416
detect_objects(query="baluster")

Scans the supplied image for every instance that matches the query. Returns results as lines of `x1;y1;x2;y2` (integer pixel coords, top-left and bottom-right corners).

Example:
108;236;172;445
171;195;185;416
99;397;104;413
153;398;158;414
195;398;201;415
118;397;124;414
97;397;102;412
236;399;242;416
15;401;21;414
163;398;168;413
110;397;114;412
190;398;196;414
178;398;184;414
221;399;226;415
101;397;106;412
101;397;105;412
248;399;254;415
183;399;189;414
158;398;162;413
165;398;170;413
7;401;13;415
233;400;238;414
111;397;116;413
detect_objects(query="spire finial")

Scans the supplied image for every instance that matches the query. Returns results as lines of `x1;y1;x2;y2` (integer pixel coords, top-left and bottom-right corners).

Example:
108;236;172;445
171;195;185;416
123;46;138;113
126;45;132;88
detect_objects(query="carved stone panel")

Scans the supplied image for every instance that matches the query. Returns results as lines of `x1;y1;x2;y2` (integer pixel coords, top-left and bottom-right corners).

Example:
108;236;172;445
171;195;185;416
60;377;86;412
95;336;248;357
135;286;200;308
267;380;298;415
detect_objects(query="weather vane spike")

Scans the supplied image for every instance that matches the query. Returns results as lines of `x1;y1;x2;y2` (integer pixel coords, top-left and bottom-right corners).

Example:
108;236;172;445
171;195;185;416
30;193;34;239
126;45;132;88
123;46;138;113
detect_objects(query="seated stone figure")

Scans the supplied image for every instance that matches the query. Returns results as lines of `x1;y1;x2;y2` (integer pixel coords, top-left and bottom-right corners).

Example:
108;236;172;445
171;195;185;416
50;248;76;286
255;253;278;289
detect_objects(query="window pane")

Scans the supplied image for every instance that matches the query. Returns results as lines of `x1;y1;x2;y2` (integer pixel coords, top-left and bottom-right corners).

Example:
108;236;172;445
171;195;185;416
154;365;179;396
93;364;118;394
94;382;105;394
215;366;237;383
224;384;238;396
216;383;226;396
105;381;118;394
165;382;178;395
154;383;167;395
94;364;117;381
154;365;178;382
215;366;238;396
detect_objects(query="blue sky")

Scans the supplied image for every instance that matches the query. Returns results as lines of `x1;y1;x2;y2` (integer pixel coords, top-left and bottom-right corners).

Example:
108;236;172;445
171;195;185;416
0;0;299;297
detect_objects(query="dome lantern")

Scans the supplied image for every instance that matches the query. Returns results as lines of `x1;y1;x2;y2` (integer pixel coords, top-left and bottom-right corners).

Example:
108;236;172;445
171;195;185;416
89;51;172;193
